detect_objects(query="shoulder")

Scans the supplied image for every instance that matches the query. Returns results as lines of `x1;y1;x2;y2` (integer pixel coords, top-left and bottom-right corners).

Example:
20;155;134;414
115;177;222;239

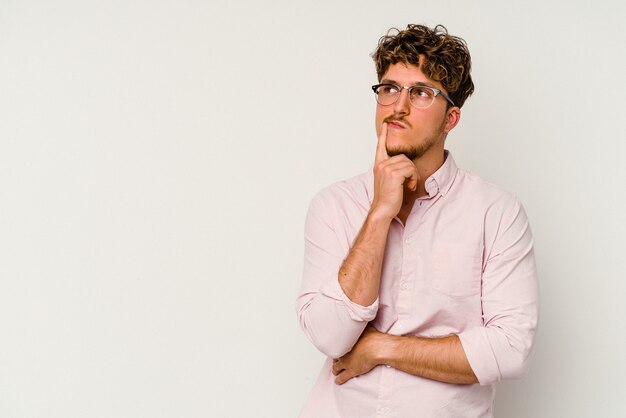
308;170;373;214
455;168;520;203
451;168;526;219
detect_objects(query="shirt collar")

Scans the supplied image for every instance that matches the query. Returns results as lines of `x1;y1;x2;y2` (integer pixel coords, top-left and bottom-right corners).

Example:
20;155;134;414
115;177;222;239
365;150;458;204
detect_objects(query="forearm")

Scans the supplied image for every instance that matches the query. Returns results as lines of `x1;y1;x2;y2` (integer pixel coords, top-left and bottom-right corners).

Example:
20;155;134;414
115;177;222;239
338;210;392;306
380;334;478;384
297;191;386;358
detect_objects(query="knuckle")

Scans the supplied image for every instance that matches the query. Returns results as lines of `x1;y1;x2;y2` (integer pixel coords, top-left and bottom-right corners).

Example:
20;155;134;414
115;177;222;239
374;162;388;175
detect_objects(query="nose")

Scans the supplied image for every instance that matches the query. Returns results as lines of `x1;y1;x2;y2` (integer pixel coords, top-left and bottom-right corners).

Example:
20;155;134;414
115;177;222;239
393;87;411;115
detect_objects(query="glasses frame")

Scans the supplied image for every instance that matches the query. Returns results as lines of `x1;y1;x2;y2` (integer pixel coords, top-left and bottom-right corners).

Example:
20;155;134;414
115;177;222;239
371;83;456;108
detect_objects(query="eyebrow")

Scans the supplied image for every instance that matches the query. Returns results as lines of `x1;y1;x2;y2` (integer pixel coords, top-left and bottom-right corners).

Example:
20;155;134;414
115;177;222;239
380;79;435;88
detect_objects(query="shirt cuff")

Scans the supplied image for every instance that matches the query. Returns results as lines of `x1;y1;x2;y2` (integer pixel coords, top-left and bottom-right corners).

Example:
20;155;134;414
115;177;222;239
320;278;379;322
458;327;501;385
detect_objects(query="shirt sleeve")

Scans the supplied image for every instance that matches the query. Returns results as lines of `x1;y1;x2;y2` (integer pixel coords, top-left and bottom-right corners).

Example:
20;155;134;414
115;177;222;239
458;196;539;385
295;189;379;359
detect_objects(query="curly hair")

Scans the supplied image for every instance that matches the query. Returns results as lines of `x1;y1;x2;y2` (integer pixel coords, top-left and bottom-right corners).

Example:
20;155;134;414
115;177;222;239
372;24;474;108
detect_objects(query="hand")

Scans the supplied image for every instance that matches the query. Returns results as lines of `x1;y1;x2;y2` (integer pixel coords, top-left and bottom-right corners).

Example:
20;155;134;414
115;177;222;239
371;123;419;220
332;326;386;385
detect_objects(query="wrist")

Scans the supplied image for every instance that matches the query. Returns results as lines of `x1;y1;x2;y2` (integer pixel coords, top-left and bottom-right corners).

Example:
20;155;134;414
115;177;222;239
367;206;395;225
375;333;402;366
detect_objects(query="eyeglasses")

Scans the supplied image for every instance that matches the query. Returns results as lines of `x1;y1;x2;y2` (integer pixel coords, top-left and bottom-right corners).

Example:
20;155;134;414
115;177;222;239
371;83;455;108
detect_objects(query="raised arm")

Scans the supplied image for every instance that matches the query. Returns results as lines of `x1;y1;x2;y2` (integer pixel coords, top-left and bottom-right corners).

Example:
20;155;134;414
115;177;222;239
296;123;419;358
339;122;419;305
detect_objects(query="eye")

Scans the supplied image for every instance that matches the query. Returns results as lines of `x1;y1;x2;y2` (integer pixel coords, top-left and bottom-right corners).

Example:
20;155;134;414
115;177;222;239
378;84;399;95
411;87;434;98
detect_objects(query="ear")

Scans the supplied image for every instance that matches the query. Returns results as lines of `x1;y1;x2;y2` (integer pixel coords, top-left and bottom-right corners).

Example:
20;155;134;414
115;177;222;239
444;107;461;133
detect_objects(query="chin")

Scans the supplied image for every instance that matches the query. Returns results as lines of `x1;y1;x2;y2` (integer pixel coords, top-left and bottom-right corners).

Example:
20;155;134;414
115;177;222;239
387;147;420;161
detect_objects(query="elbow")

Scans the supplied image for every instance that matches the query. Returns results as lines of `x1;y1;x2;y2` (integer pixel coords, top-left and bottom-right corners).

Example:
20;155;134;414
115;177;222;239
296;292;374;359
501;352;532;380
498;338;535;381
314;338;355;359
475;344;533;385
299;313;361;358
469;324;537;384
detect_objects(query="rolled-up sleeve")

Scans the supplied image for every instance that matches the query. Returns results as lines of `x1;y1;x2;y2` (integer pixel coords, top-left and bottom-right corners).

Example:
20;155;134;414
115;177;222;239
458;197;539;385
295;190;379;359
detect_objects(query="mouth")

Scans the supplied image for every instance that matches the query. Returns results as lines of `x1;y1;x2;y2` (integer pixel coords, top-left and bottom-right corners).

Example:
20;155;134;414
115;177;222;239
386;119;408;129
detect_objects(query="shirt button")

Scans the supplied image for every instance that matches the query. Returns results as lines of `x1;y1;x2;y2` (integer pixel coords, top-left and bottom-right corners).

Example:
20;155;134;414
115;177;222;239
404;237;413;245
378;406;390;415
400;281;409;290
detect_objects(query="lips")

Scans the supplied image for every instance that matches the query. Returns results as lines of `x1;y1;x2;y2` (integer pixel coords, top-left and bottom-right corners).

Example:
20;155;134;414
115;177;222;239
387;120;407;129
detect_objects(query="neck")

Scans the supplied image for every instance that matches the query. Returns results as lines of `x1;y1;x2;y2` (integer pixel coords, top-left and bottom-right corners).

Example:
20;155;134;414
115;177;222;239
408;149;446;198
396;150;444;225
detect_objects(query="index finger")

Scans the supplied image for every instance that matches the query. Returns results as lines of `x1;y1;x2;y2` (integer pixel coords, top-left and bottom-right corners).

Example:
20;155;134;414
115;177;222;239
375;122;389;164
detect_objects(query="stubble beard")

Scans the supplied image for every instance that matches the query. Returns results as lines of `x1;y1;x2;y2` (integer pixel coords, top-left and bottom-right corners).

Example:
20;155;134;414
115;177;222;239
386;116;447;161
386;135;438;161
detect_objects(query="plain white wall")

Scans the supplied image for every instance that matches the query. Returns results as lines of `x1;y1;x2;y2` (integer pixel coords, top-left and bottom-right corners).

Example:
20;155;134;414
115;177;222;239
1;0;625;417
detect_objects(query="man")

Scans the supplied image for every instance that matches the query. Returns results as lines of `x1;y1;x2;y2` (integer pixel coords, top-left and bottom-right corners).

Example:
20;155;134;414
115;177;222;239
296;24;538;417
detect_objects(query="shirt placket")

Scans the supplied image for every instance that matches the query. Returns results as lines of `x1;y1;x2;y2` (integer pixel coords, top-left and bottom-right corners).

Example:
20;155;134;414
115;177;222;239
376;366;394;418
375;199;430;418
396;199;430;331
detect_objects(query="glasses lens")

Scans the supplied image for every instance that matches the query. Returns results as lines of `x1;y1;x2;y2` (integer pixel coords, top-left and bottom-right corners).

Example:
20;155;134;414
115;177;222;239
409;87;435;108
375;84;399;106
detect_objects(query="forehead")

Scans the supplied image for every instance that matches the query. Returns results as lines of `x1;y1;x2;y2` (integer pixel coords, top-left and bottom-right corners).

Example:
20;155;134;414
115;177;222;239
381;62;443;89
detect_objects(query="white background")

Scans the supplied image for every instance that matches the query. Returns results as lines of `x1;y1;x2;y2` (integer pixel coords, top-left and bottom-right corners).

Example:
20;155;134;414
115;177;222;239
1;1;625;417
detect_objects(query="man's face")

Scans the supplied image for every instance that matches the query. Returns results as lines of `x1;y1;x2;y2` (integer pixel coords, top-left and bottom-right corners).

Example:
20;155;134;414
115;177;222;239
375;62;457;161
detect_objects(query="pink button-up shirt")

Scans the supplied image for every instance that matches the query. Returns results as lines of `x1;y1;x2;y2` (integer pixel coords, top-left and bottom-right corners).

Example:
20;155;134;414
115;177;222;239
296;152;538;418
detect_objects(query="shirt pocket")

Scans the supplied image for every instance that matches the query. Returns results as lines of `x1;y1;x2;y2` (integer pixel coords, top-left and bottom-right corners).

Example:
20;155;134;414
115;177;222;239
431;243;483;298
